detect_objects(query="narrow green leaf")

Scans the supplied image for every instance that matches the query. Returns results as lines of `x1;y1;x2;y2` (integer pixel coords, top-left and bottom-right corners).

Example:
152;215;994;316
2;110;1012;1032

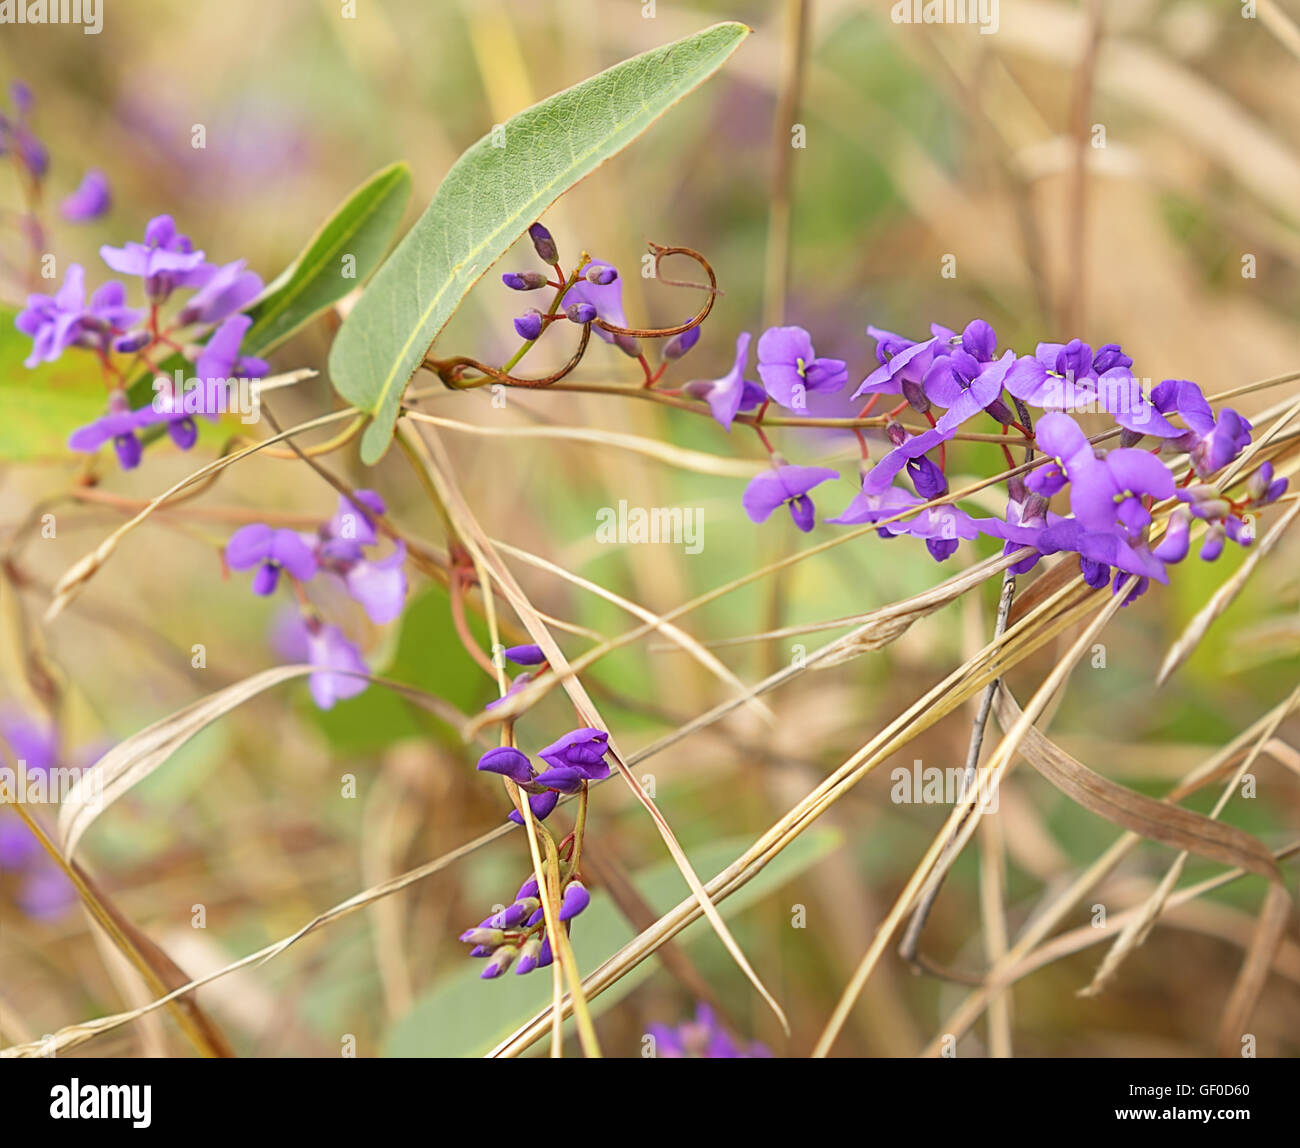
383;828;839;1058
0;306;106;462
242;162;412;356
329;21;750;464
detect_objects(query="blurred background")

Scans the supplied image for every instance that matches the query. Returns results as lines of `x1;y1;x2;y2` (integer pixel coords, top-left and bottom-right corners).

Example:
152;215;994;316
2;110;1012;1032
2;0;1298;1057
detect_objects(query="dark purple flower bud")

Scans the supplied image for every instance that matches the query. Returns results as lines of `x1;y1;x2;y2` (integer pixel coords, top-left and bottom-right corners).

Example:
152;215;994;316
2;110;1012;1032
925;537;959;562
565;301;597;324
113;432;143;471
662;324;701;361
1119;428;1145;449
60;169;111;223
469;945;491;957
886;421;909;448
514;310;544;340
113;330;151;354
167;416;199;451
504;643;546;666
507;789;558;825
1152;508;1191;564
514;938;542;975
984;396;1014;426
516;875;540;901
251;563;280;596
476;746;534;784
488;898;538;929
907;455;948;500
502;271;549;291
526;907;545;927
1200;523;1225;562
537;934;554;969
528;222;558;265
1112;573;1149;605
1092;343;1132;374
1079;557;1110;589
788;493;817;533
481;945;517;978
559;882;590;921
533;766;586;794
585;264;618;286
459;926;504;947
900;377;929;414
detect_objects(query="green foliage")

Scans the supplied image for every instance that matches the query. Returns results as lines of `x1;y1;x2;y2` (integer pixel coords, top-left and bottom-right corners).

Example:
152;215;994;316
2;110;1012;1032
328;22;750;464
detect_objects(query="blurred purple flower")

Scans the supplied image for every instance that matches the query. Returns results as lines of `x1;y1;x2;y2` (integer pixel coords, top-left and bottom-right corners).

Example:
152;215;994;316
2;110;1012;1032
60;169;111;222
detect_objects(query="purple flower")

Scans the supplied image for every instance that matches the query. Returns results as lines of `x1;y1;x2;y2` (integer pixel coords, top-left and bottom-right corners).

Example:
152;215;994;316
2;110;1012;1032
100;215;207;302
533;765;587;793
857;424;949;496
176;259;263;326
67;391;156;470
15;264;142;366
923;348;1018;434
828;478;980;562
477;746;534;784
1005;341;1180;439
60;169;111;222
647;1003;771;1058
1244;461;1288;507
538;727;611;780
304;623;369;710
662;323;701;361
226;524;319;595
683;332;765;431
562;260;638;356
756;325;848;409
514;310;544;340
195;314;269;382
341;544;408;624
975;479;1052;575
313;492;407;623
742;464;839;532
323;490;385;550
1150;380;1253;477
851;323;955;404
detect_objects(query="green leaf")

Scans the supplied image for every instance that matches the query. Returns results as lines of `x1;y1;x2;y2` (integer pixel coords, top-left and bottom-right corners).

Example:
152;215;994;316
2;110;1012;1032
0;306;106;462
242;162;412;356
383;828;839;1058
329;21;750;464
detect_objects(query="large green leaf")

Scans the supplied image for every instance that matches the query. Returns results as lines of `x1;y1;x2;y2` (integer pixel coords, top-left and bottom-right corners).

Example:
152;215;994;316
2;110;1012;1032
243;162;411;356
0;306;106;462
329;21;750;464
383;828;839;1058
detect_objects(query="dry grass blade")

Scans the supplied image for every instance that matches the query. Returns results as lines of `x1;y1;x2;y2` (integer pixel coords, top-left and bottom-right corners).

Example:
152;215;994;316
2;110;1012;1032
403;409;764;477
992;691;1281;881
400;422;790;1033
1157;498;1300;685
43;400;350;621
1216;883;1293;1057
492;538;775;724
60;666;471;857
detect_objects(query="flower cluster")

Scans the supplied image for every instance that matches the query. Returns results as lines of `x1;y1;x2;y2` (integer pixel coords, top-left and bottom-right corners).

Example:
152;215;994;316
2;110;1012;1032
684;317;1287;604
646;1003;771;1058
16;212;267;471
476;724;610;825
458;866;590;980
224;491;408;709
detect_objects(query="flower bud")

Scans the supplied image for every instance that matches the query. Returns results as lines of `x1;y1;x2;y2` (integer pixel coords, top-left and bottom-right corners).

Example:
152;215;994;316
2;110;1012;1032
113;329;151;354
476;746;534;784
459;926;505;947
559;882;590;921
900;378;929;414
585;264;618;286
514;937;543;975
481;944;517;978
514;310;544;340
565;301;597;324
504;643;546;666
516;875;540;901
662;324;701;361
528;222;558;265
502;271;548;291
886;421;908;448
